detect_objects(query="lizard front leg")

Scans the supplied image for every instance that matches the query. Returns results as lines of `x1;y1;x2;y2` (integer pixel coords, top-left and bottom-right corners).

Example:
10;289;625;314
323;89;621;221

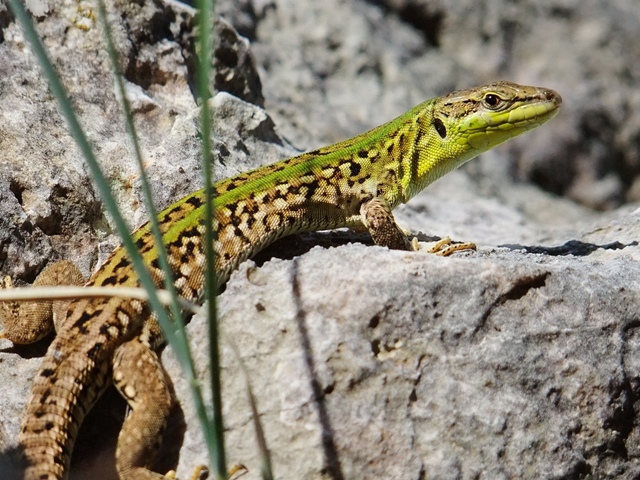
359;197;476;255
360;197;412;250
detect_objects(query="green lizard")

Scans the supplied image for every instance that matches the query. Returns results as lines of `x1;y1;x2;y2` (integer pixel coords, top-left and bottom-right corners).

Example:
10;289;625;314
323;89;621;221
1;81;561;479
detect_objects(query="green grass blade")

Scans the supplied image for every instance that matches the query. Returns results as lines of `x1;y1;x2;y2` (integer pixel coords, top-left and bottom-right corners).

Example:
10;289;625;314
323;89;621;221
7;0;217;474
94;0;216;463
194;0;227;477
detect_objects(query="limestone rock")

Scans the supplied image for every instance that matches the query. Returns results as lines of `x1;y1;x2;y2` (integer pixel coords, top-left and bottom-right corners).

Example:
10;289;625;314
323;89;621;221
1;1;639;479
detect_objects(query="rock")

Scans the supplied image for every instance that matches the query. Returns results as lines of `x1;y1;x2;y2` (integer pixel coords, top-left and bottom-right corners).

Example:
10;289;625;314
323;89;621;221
170;227;640;479
1;0;639;479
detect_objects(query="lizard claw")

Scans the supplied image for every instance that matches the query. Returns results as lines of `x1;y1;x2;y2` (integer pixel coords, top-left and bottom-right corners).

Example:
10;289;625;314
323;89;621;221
426;237;477;256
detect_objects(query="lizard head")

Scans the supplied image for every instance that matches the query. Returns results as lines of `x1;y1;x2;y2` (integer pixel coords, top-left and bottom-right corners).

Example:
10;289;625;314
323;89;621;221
437;81;562;153
404;81;562;199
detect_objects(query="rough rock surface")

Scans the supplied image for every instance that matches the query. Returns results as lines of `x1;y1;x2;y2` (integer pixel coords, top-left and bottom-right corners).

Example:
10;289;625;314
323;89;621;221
0;0;639;479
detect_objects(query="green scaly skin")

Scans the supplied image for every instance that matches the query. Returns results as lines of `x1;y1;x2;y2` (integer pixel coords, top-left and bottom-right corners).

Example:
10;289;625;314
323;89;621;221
3;81;561;479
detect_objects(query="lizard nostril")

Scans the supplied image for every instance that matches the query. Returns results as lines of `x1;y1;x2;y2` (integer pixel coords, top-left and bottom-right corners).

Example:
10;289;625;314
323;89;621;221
544;89;562;105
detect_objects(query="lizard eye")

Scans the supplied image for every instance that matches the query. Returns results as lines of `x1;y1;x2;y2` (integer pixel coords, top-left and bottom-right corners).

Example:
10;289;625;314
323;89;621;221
434;118;447;139
483;93;503;108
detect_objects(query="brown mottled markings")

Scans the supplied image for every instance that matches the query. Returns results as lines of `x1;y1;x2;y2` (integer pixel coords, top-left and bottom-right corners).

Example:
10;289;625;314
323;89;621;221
305;179;320;197
168;226;199;250
348;161;361;176
261;222;272;234
100;276;119;287
262;191;274;203
75;311;94;327
243;199;261;215
161;204;184;224
71;317;90;335
410;127;425;184
185;195;204;208
41;368;55;378
113;257;130;272
140;241;155;254
322;167;337;178
86;343;103;360
230;203;245;219
398;132;408;152
230;213;243;227
228;203;244;219
220;181;238;193
396;153;405;186
286;183;308;198
245;215;256;229
272;188;288;200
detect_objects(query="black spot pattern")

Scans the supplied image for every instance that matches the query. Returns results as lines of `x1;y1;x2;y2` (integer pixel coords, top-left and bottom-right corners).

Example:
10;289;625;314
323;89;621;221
185;195;204;208
72;310;95;334
86;342;103;361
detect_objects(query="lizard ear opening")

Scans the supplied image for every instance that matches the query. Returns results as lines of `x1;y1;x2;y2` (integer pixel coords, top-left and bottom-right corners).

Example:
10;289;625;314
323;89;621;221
434;118;447;139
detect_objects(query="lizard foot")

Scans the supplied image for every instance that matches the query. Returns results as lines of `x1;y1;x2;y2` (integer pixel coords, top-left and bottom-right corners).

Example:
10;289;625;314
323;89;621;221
228;463;248;479
411;236;477;256
165;465;209;479
166;463;244;480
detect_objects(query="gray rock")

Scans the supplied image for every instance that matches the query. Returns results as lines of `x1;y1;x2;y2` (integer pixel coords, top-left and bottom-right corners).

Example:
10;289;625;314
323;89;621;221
1;0;639;479
173;231;640;479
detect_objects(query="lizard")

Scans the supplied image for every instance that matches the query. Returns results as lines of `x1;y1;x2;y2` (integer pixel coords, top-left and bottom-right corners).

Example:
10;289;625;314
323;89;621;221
0;81;561;480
